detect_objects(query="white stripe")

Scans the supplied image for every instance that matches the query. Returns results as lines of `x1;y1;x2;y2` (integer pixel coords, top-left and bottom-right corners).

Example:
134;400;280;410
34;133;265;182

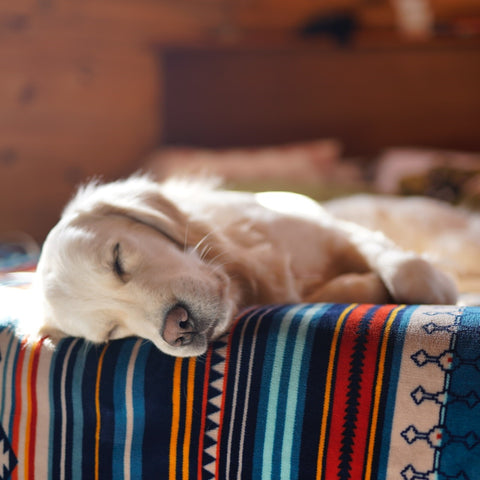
262;305;305;479
59;340;78;480
281;307;316;479
236;308;275;480
225;310;256;480
123;339;142;480
34;344;54;478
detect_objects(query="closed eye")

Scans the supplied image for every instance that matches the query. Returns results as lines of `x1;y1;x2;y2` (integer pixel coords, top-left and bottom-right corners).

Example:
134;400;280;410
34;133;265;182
112;243;127;281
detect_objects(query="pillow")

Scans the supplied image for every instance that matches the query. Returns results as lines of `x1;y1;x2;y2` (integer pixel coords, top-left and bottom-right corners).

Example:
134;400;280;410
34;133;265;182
144;140;366;197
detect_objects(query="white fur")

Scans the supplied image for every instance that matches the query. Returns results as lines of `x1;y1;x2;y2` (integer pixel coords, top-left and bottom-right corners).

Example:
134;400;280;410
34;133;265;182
35;176;459;357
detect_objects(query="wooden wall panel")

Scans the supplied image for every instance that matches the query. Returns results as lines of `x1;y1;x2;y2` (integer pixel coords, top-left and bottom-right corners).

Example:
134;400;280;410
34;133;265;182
0;0;479;241
431;0;480;18
0;40;161;240
0;0;225;241
232;0;361;32
163;42;480;154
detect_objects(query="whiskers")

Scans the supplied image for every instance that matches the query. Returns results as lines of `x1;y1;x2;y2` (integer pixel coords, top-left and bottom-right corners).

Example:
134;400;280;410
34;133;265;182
191;230;216;256
206;251;230;268
183;223;189;253
187;229;234;277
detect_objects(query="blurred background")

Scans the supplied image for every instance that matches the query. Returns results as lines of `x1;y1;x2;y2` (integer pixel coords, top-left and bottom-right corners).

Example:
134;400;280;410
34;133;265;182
0;0;479;252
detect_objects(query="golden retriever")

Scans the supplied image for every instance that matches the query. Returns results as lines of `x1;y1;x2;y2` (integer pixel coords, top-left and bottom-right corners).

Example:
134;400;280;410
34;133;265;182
35;176;460;357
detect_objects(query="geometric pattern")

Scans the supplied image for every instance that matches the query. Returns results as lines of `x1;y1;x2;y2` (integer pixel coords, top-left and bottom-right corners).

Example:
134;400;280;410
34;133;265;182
1;286;480;479
201;337;228;479
398;306;480;480
401;424;480;449
0;424;16;480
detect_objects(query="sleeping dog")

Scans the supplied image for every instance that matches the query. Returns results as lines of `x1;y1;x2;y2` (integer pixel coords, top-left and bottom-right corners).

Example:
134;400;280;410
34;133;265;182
35;176;459;357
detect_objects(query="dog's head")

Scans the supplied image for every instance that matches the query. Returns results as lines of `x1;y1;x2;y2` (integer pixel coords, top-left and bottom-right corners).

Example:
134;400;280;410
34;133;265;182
35;177;238;357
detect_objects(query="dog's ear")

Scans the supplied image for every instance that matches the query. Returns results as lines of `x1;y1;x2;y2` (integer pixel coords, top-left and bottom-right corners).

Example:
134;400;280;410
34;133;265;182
94;196;189;248
65;176;219;252
67;178;191;247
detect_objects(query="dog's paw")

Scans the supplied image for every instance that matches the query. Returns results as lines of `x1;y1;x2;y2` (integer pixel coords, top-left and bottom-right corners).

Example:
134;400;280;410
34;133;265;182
37;324;68;348
383;255;458;305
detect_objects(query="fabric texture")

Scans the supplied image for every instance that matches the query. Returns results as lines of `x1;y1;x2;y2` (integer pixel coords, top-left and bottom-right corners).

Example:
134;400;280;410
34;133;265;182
1;283;480;479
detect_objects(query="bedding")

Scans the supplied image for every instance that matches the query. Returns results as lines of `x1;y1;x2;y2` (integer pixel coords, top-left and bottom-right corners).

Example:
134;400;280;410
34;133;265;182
145;140;367;201
1;275;480;479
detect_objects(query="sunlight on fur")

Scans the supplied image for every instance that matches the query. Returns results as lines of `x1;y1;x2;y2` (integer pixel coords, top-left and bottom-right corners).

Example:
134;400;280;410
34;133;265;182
32;175;476;357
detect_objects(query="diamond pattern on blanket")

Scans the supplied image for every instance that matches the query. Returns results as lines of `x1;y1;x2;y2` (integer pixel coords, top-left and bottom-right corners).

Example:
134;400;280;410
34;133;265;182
202;338;228;479
0;424;16;480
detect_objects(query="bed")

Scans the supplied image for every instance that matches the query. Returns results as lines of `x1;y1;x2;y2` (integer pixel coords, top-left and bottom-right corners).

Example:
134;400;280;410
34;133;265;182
1;270;479;479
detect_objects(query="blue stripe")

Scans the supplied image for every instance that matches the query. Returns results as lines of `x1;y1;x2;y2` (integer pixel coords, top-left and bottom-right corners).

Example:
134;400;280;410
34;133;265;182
0;329;16;426
441;306;480;479
7;332;22;441
253;306;291;478
48;338;73;479
253;305;304;479
71;343;89;480
283;305;325;479
64;340;83;478
98;342;121;478
113;340;133;479
271;310;302;480
131;341;150;478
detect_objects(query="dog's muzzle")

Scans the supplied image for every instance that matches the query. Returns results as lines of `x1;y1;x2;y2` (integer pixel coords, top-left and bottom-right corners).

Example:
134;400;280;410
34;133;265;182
162;304;198;347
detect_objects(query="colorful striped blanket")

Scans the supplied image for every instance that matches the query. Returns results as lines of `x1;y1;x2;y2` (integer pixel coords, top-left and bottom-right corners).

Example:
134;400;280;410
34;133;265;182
1;282;480;479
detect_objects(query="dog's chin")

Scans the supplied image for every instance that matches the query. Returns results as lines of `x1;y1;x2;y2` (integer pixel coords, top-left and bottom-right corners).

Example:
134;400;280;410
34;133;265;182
154;333;210;357
154;298;236;358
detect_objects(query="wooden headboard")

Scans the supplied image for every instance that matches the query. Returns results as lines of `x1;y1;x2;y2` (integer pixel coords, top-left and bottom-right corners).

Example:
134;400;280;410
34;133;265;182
161;36;480;156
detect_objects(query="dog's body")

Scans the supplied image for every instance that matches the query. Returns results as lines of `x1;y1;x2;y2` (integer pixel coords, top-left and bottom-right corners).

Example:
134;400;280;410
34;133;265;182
36;176;464;356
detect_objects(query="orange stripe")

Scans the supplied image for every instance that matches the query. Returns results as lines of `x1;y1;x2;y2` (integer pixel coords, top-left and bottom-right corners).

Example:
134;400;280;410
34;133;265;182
315;304;356;480
95;345;108;480
169;357;183;480
364;305;404;478
25;338;45;479
182;357;197;479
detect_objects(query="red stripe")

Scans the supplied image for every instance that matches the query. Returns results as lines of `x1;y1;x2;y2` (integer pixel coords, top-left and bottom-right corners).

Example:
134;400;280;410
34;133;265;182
348;305;392;478
323;304;371;478
12;338;28;480
27;338;45;479
197;347;213;480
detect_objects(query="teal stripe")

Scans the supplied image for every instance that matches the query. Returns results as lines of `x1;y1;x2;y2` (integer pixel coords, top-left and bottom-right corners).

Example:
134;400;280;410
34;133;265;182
7;331;21;440
113;340;134;479
130;341;149;478
71;344;88;480
253;305;304;479
282;306;322;479
0;330;16;426
271;312;302;479
253;306;295;478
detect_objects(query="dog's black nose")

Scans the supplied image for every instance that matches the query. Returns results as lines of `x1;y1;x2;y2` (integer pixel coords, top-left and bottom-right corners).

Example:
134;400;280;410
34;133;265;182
162;305;196;346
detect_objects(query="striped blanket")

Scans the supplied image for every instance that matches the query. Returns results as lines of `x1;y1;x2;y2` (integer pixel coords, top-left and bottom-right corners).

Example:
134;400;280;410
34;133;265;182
1;284;480;478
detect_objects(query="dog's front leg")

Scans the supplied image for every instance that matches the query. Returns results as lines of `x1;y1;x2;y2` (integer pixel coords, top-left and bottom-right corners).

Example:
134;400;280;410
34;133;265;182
303;272;392;304
336;220;458;305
